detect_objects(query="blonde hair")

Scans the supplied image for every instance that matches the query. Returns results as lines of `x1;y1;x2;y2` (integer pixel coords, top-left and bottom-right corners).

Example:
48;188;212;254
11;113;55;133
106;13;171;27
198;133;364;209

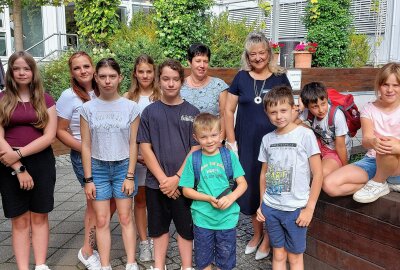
0;51;49;128
374;62;400;97
126;54;161;102
240;31;285;75
193;113;221;135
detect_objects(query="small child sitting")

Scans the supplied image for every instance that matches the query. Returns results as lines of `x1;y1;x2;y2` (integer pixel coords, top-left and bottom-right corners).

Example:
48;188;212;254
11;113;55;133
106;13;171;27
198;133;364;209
297;82;351;177
179;113;247;270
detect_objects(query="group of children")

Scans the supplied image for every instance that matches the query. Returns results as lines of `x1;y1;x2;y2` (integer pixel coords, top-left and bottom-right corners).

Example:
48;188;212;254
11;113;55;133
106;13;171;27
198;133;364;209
1;47;400;270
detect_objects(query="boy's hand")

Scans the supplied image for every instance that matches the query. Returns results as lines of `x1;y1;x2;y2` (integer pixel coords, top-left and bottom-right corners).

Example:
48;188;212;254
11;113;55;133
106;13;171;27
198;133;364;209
209;196;219;208
159;175;179;197
216;194;234;210
256;207;265;222
122;179;135;196
296;207;314;227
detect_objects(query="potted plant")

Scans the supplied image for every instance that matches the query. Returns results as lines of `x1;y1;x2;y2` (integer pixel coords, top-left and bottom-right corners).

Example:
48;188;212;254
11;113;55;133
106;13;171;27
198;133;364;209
270;42;284;64
293;41;318;68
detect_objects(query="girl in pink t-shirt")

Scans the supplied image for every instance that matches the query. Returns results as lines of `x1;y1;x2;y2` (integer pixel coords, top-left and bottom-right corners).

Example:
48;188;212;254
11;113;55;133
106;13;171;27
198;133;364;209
324;62;400;203
0;51;57;270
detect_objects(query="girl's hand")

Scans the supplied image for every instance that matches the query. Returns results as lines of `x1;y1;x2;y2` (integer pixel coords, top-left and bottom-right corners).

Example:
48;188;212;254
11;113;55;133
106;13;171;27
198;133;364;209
0;150;20;167
256;207;265;222
378;137;400;155
17;171;34;190
122;179;135;196
84;183;96;200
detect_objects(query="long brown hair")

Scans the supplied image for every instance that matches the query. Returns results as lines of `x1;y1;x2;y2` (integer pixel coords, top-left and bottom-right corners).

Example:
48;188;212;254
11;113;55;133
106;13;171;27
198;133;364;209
68;51;98;102
126;54;160;102
0;51;49;129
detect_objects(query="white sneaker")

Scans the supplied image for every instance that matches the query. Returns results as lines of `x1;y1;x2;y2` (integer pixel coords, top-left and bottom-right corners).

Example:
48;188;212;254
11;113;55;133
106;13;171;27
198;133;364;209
78;248;102;270
126;262;139;270
101;266;112;270
388;183;400;192
139;240;152;262
353;180;390;203
35;265;51;270
146;266;167;270
149;238;154;261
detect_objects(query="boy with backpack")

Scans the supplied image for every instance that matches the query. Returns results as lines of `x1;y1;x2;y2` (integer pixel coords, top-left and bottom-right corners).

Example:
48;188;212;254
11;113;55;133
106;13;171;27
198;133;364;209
297;82;360;177
179;113;247;270
256;85;322;270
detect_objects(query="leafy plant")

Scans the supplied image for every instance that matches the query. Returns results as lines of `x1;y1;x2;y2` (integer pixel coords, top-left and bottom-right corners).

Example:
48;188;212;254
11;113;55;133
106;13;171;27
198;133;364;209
208;12;255;68
345;31;371;67
270;42;284;54
153;0;213;62
294;41;318;53
74;0;120;46
303;0;352;67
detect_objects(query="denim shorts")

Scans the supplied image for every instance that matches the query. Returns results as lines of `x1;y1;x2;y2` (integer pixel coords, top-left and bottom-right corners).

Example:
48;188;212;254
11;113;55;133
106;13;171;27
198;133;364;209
261;203;307;254
92;158;137;200
193;225;236;270
352;155;400;184
70;150;85;187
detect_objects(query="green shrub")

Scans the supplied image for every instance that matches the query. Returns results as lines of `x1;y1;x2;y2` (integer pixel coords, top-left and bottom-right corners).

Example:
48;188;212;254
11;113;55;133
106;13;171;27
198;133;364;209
345;31;370;67
208;12;255;68
108;11;163;92
304;0;352;67
153;0;213;62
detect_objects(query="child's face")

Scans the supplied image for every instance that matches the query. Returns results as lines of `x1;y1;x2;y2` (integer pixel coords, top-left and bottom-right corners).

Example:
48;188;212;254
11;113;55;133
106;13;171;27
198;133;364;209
159;66;182;99
12;57;33;87
135;62;155;90
266;100;296;130
378;73;400;105
307;97;329;120
194;124;221;155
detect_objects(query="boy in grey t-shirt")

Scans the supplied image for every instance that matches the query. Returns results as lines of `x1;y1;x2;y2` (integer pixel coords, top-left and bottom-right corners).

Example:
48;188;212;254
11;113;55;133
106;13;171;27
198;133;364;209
256;85;323;270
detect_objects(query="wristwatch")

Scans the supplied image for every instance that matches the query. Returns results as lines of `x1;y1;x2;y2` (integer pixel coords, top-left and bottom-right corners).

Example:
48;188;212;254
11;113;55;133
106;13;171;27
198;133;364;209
83;176;93;183
11;165;26;175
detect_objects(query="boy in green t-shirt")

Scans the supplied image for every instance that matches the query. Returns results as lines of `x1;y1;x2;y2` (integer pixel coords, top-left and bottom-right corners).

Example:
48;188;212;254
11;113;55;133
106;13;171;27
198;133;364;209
179;113;247;270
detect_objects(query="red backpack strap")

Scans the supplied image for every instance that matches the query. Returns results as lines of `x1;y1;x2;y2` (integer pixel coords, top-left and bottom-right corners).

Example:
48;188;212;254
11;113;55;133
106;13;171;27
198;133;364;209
327;105;339;139
306;110;314;125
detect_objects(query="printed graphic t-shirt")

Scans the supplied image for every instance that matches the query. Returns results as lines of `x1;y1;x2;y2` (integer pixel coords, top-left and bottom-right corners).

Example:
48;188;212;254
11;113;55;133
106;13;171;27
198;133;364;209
258;126;320;211
137;100;200;189
179;149;245;230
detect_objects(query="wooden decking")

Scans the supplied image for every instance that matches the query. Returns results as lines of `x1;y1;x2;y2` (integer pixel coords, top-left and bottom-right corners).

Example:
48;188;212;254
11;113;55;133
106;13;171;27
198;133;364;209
305;192;400;270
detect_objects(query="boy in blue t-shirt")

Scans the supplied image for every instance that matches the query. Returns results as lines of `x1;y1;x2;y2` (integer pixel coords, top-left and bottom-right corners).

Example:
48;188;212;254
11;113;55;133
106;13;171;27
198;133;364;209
256;85;323;270
179;113;247;270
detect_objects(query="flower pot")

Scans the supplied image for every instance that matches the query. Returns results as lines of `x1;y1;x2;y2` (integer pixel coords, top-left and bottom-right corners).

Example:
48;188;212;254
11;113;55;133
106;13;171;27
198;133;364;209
293;51;312;68
272;53;280;65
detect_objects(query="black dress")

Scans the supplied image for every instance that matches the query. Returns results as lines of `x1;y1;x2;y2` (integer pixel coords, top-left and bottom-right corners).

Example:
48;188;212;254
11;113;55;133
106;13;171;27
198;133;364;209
228;70;291;215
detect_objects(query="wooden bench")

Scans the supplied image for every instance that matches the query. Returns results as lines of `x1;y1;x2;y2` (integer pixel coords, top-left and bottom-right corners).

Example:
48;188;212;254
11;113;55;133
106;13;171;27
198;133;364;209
305;191;400;270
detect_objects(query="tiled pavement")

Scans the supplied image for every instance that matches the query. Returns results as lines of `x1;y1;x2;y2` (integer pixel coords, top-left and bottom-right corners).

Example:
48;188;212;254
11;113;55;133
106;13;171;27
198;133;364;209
0;155;272;270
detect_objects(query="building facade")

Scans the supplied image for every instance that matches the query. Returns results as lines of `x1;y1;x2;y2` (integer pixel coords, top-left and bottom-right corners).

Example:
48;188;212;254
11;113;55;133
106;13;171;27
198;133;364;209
0;0;398;65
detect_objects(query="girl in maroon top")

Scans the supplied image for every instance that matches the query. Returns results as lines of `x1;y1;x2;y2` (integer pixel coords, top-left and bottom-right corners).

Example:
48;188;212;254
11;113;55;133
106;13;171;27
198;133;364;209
0;51;57;270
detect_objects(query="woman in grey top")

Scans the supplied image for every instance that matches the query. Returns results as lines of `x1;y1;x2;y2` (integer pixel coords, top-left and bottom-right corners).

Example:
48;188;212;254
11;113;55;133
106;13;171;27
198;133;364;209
181;43;228;139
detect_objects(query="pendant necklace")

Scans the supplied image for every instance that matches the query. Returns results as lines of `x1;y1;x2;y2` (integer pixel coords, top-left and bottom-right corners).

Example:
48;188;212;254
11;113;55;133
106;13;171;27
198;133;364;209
253;78;266;104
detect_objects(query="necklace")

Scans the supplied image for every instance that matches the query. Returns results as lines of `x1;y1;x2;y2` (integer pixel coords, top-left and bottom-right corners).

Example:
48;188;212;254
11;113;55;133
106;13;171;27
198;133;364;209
189;75;208;88
253;78;266;104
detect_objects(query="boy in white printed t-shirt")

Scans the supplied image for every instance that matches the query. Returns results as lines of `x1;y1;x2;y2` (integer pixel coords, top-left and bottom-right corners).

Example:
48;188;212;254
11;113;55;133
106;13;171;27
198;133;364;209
256;85;323;270
297;82;351;178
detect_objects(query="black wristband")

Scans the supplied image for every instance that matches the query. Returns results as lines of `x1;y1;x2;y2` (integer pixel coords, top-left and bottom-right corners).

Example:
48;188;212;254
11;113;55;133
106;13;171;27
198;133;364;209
83;176;93;183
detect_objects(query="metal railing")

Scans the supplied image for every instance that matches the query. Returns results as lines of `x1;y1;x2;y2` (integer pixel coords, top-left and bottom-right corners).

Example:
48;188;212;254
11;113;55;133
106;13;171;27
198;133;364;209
25;32;79;56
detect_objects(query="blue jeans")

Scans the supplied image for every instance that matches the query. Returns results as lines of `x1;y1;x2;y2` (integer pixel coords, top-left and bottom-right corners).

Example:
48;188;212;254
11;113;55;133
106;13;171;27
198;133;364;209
352;155;400;184
193;225;236;270
70;150;85;187
261;203;307;254
92;158;137;200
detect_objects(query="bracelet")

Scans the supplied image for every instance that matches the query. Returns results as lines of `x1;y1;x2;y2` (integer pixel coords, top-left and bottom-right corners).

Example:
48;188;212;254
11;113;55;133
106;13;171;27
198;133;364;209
14;149;23;158
126;176;135;181
175;173;181;179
